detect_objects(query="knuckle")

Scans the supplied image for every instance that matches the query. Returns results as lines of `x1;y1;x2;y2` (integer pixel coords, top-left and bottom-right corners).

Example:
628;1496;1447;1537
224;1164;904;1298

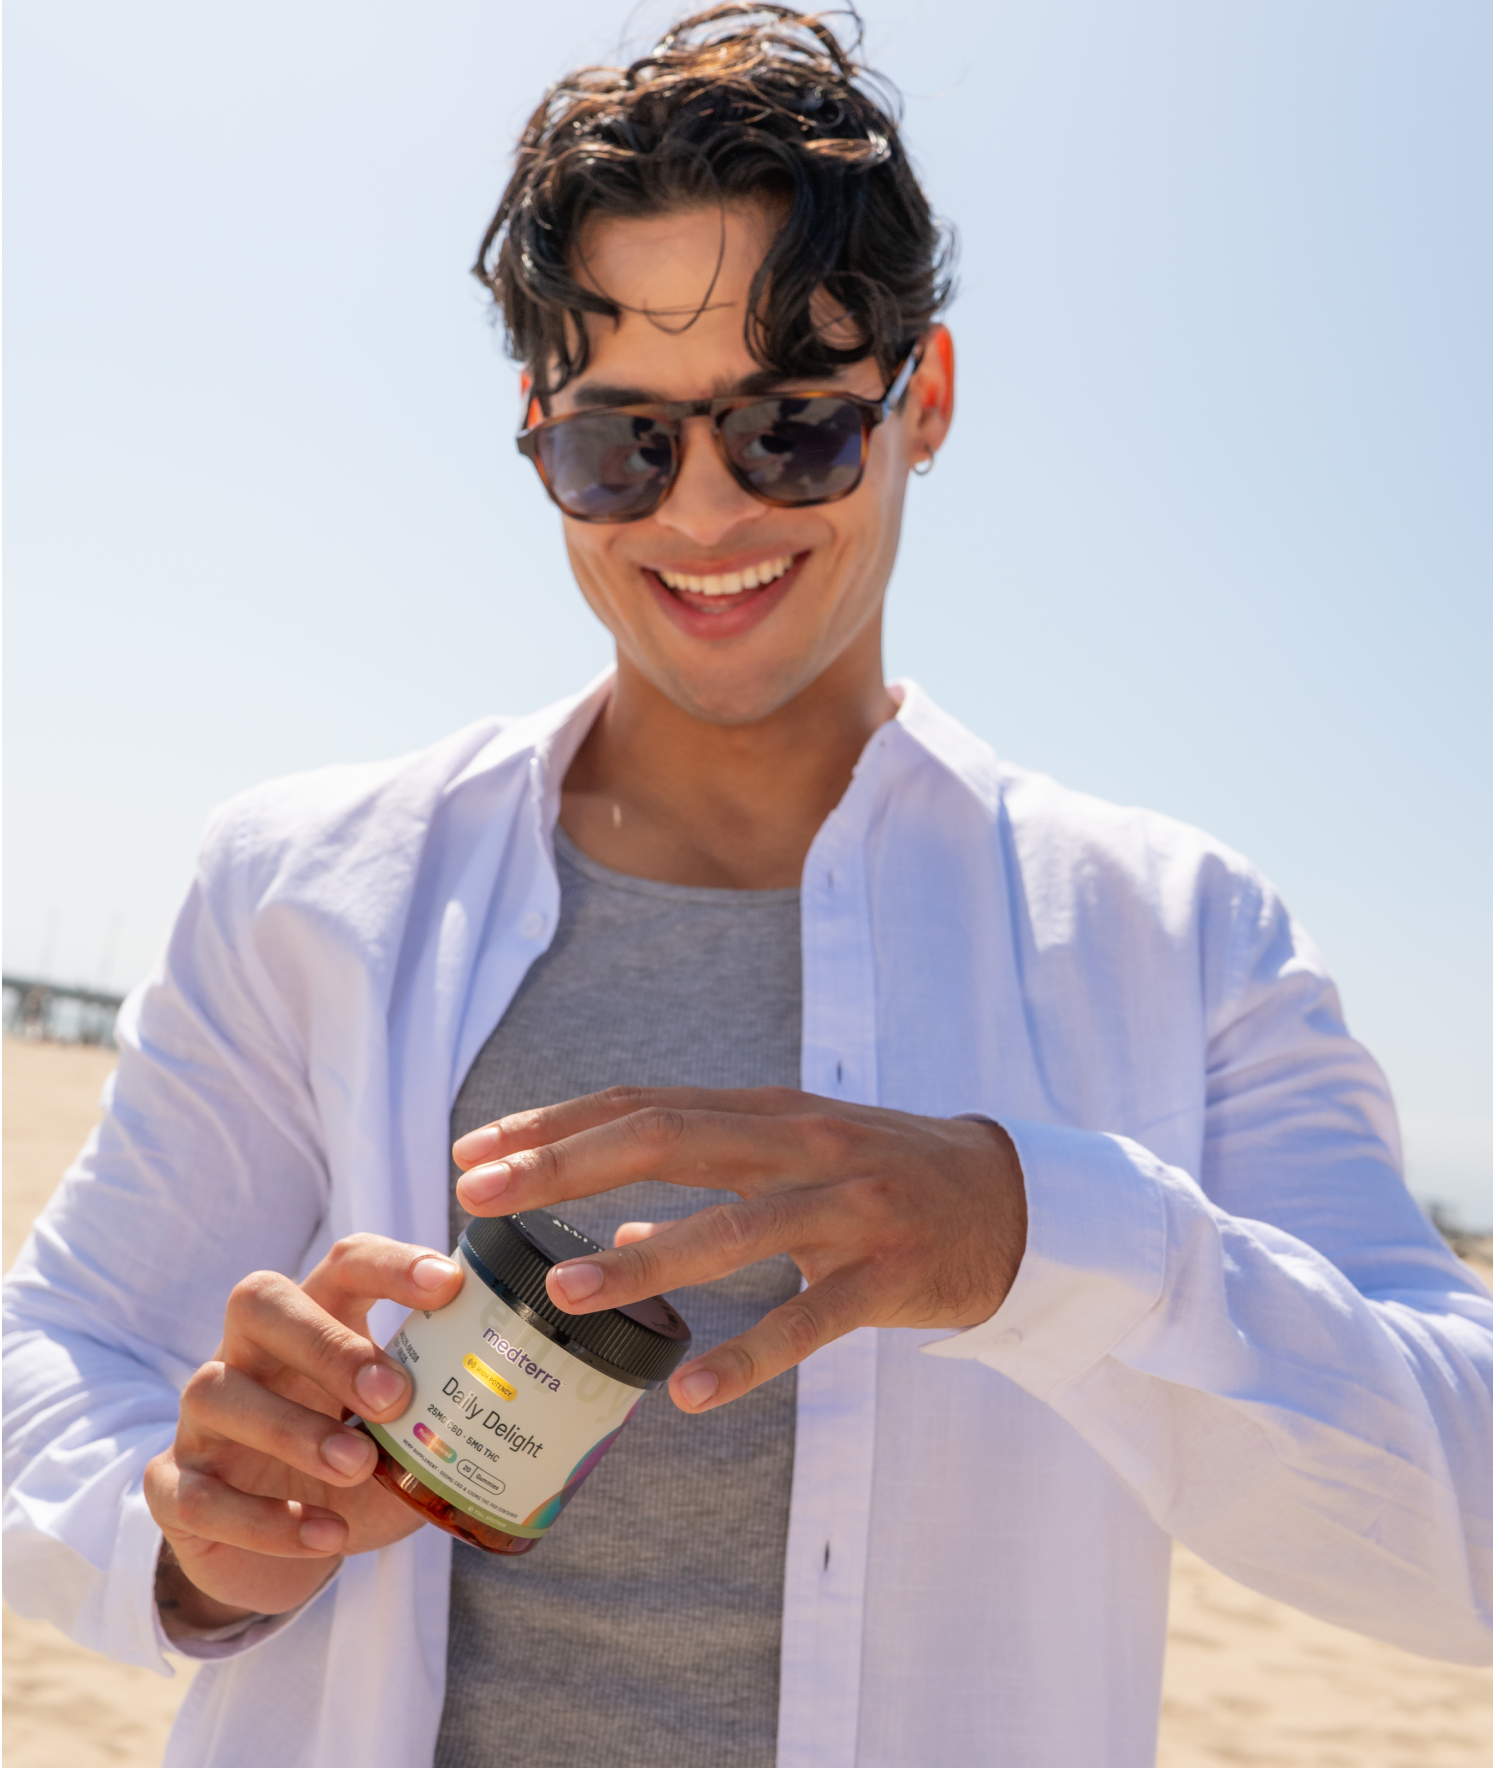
324;1234;373;1271
174;1470;217;1530
714;1337;765;1391
627;1106;686;1150
712;1195;791;1262
315;1232;402;1296
322;1231;400;1284
270;1412;316;1465
706;1202;759;1262
798;1112;860;1166
841;1171;901;1228
616;1235;666;1291
143;1451;175;1512
521;1140;564;1183
496;1107;541;1145
774;1300;823;1364
600;1084;647;1114
756;1189;804;1243
180;1360;229;1414
228;1268;288;1315
306;1314;365;1380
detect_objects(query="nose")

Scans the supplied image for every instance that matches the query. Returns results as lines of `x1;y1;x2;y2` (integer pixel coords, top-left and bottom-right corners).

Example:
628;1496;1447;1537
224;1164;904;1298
653;415;763;547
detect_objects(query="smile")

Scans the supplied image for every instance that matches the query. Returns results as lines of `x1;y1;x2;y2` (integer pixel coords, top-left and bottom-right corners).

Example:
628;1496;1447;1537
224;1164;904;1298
655;554;795;598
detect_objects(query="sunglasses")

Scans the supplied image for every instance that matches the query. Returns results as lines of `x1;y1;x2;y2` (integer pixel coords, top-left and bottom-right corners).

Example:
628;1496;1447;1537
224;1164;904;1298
515;349;920;525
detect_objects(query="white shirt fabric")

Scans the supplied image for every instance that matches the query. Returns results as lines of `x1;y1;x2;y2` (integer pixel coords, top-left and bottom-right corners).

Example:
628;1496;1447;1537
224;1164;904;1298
4;675;1491;1768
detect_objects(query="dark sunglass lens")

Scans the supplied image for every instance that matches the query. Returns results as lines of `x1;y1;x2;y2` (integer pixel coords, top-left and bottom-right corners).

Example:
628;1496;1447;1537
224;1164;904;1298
721;398;866;504
538;413;674;520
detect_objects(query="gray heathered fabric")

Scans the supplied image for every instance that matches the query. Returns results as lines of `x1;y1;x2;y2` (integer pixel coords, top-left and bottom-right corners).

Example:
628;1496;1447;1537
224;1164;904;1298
434;827;802;1768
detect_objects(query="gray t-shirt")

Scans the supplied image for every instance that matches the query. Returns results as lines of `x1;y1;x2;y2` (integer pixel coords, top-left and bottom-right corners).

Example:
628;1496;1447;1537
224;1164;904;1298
435;828;802;1768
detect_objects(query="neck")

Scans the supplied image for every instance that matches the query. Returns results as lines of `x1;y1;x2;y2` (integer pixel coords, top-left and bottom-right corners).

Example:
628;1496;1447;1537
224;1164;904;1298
559;645;898;889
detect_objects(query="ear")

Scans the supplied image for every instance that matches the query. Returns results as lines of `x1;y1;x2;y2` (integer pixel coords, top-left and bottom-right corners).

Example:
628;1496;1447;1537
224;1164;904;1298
904;325;955;469
519;370;536;428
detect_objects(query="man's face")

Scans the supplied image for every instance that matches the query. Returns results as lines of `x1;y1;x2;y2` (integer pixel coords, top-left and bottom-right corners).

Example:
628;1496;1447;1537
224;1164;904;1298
541;200;951;727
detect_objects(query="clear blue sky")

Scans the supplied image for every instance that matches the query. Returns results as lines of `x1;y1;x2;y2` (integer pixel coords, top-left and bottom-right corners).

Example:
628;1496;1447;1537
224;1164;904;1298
5;2;1490;1221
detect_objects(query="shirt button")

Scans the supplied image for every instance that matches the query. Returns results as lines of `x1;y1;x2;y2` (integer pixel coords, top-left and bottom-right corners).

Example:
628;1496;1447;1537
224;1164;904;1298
520;911;545;940
991;1329;1023;1351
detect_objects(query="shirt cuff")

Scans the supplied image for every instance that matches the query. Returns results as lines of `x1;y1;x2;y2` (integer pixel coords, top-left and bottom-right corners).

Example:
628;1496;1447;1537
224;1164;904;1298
157;1605;312;1662
921;1117;1168;1398
148;1533;338;1664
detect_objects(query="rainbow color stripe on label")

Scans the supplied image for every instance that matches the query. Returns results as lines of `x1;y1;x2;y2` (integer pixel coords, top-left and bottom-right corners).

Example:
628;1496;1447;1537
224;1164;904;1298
522;1423;626;1531
413;1421;459;1463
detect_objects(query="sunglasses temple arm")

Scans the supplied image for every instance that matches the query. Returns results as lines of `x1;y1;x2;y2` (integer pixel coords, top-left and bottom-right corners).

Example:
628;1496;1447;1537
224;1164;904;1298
882;348;920;415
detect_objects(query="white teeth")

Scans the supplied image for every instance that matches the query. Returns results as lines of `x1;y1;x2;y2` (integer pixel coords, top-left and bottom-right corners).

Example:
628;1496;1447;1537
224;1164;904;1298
657;555;794;596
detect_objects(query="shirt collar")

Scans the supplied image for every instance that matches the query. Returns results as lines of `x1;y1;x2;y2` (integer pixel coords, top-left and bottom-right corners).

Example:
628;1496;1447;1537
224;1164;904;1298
445;667;615;821
887;679;1006;818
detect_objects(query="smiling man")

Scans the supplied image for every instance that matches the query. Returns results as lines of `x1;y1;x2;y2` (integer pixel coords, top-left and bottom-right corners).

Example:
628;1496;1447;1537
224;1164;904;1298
5;7;1492;1768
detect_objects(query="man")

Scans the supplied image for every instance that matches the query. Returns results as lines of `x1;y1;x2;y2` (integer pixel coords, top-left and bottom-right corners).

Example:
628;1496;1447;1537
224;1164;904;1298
5;7;1491;1766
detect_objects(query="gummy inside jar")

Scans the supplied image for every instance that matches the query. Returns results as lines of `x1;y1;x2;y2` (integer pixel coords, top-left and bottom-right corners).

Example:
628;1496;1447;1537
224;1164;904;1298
363;1430;538;1556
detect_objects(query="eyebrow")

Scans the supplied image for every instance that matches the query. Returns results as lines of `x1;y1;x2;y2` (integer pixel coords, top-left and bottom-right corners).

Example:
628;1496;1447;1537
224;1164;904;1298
569;367;819;409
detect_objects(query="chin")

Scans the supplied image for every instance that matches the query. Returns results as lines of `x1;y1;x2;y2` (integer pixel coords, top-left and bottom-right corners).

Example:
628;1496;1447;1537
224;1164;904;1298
646;654;822;728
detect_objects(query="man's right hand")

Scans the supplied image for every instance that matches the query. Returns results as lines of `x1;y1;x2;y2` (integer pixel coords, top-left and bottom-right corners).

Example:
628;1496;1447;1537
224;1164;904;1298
143;1234;463;1634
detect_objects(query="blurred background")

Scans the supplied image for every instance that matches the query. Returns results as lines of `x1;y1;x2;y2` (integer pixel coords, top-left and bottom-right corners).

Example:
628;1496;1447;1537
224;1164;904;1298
4;3;1490;1206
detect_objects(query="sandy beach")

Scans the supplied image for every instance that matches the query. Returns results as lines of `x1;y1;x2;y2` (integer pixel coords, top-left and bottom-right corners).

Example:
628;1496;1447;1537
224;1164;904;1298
3;1040;201;1768
4;1037;1491;1766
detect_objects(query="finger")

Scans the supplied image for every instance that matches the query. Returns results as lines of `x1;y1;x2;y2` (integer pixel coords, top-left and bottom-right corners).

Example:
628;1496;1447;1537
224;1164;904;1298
548;1194;825;1314
160;1462;350;1558
457;1101;871;1215
220;1271;415;1422
217;1237;460;1419
612;1221;661;1247
668;1268;876;1412
452;1085;818;1169
176;1360;378;1486
299;1233;462;1323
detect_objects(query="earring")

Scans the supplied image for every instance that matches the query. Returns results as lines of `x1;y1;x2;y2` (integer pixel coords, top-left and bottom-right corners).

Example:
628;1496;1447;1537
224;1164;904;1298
913;452;936;477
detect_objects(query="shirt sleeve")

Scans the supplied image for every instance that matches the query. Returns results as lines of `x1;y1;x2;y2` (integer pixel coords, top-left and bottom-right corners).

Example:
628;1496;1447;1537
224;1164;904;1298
2;807;332;1672
927;873;1493;1665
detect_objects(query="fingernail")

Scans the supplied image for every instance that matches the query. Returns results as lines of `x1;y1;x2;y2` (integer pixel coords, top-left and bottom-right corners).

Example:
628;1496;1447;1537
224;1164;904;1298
453;1125;502;1163
300;1516;346;1553
320;1430;374;1477
355;1363;406;1414
550;1262;603;1304
460;1161;511;1206
412;1256;458;1291
678;1369;719;1409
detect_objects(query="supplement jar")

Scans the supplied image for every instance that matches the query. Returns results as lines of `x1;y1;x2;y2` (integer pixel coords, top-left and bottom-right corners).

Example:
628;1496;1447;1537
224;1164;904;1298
360;1211;691;1554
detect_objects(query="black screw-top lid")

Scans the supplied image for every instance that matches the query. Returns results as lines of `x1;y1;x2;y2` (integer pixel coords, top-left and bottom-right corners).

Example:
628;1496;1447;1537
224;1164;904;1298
460;1211;691;1387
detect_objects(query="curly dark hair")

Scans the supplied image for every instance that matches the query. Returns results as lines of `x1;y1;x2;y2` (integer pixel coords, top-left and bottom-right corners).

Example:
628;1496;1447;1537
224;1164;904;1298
473;3;955;402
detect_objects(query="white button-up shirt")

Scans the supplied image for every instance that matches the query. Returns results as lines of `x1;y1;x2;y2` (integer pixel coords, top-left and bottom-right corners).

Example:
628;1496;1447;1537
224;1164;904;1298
5;677;1491;1768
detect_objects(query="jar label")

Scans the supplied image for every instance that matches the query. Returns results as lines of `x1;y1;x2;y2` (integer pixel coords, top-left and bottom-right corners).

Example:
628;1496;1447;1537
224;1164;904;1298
365;1249;647;1538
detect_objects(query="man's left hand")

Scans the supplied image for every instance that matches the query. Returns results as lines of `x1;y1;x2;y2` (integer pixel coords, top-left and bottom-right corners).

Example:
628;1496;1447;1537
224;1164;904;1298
452;1089;1026;1413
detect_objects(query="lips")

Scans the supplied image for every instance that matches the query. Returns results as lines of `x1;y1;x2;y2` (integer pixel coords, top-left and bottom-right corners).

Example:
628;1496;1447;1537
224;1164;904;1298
643;551;807;639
